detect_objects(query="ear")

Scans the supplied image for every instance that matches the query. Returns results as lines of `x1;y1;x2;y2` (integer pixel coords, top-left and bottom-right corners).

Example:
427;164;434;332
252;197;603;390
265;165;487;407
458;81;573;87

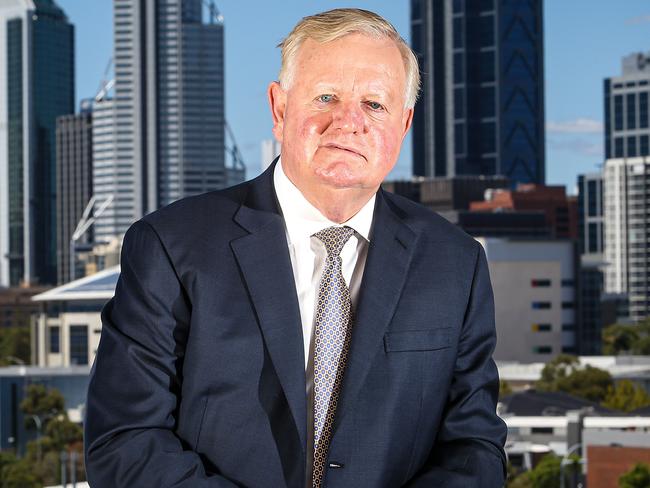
401;108;414;140
268;81;287;142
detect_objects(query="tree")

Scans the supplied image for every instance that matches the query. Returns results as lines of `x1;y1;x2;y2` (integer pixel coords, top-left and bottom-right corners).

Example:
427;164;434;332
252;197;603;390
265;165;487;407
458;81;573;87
603;318;650;355
500;379;513;399
536;355;613;402
1;458;40;488
20;384;65;428
0;326;31;366
619;463;650;488
603;380;650;412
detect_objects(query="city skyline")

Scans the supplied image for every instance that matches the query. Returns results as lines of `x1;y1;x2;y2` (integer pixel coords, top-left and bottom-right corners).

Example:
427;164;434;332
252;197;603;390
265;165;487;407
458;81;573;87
58;0;650;194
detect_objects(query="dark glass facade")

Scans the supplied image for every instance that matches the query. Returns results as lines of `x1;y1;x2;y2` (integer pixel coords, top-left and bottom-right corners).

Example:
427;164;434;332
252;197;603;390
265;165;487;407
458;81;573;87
411;0;545;185
4;0;74;285
7;19;24;286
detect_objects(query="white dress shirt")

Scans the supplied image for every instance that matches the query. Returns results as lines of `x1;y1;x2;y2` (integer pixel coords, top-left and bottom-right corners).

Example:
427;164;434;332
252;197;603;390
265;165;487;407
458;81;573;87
273;158;375;481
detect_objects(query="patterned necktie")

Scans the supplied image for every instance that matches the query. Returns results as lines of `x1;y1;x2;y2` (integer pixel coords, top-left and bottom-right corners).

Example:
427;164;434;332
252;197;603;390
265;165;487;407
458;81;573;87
311;225;355;488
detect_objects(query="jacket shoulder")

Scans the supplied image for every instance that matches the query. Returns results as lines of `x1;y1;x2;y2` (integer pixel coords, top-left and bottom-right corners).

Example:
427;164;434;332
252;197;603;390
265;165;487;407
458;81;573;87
382;190;478;249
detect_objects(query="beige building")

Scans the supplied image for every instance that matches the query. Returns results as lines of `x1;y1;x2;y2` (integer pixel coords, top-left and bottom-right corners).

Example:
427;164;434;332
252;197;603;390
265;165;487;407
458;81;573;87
477;238;577;363
31;267;118;367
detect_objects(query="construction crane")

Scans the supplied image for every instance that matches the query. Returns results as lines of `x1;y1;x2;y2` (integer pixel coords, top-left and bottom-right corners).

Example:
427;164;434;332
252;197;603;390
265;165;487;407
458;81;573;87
95;57;114;102
202;0;223;24
225;121;246;172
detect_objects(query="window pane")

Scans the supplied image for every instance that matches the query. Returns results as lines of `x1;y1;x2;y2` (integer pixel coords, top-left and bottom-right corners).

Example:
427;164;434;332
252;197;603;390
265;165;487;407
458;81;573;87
614;95;623;131
640;92;648;128
49;326;60;354
69;324;88;365
627;93;637;130
628;136;637;157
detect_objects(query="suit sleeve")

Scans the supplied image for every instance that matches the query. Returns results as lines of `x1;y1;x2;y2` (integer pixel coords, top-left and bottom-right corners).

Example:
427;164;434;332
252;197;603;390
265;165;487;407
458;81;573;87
84;220;240;488
404;241;508;488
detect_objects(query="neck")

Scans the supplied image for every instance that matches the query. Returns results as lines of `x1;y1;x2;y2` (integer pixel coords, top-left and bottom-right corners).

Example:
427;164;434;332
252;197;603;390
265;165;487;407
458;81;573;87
301;186;376;223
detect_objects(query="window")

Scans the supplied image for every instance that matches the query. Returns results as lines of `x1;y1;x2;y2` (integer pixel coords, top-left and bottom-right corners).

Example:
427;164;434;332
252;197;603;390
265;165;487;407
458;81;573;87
562;324;575;331
480;86;495;117
454;53;464;83
49;326;60;354
454;88;464;119
561;279;575;287
69;325;88;365
480;15;494;46
481;122;496;153
640;92;648;129
453;17;464;49
628;136;637;158
532;302;552;309
627;93;637;129
533;346;552;354
641;135;649;155
615;137;624;157
455;123;465;154
480;51;495;82
562;302;575;309
532;323;552;332
614;95;623;131
531;427;553;434
531;279;551;287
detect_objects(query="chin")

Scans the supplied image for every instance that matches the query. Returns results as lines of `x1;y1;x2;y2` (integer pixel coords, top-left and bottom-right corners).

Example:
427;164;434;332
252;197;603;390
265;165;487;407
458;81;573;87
313;165;366;189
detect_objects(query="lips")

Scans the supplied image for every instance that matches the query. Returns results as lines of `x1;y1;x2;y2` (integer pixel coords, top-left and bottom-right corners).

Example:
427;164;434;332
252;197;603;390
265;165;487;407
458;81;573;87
322;143;367;160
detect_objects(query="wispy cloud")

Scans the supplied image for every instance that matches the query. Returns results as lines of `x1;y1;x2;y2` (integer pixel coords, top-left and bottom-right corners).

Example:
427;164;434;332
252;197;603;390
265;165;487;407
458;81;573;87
547;137;602;157
626;14;650;25
546;118;603;134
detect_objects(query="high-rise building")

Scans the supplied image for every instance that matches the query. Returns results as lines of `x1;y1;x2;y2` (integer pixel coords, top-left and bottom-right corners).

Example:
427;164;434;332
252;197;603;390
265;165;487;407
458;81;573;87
56;102;93;285
604;158;650;323
576;173;606;355
91;96;121;243
603;53;650;323
410;0;545;184
0;0;74;287
577;173;604;256
107;0;238;240
604;53;650;160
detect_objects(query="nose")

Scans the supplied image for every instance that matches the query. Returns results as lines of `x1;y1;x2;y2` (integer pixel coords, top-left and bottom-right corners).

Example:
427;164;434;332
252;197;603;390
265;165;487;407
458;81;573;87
331;101;365;134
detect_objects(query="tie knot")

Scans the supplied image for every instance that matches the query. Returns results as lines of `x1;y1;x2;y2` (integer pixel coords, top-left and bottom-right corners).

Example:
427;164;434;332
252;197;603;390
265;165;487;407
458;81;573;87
312;226;355;258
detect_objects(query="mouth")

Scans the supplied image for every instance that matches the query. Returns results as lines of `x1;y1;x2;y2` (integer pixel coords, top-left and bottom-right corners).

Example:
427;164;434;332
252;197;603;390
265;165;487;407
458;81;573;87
322;143;367;161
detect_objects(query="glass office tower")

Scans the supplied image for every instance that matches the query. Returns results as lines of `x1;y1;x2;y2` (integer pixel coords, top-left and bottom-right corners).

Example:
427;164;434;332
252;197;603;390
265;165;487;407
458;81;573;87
0;0;74;286
410;0;545;185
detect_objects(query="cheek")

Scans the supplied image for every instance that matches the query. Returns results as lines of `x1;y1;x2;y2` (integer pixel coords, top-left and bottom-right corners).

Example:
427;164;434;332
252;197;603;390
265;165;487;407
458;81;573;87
368;127;401;164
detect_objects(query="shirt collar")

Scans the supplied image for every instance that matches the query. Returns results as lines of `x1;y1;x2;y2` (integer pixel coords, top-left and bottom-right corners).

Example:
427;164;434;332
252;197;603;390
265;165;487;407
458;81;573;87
273;157;375;246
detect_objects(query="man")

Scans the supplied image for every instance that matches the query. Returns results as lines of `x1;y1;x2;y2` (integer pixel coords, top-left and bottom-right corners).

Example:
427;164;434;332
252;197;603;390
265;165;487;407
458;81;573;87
85;8;507;488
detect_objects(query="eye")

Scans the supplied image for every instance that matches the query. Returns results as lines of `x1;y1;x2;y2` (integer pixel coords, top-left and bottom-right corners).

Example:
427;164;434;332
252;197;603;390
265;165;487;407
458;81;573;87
317;94;334;103
365;101;385;111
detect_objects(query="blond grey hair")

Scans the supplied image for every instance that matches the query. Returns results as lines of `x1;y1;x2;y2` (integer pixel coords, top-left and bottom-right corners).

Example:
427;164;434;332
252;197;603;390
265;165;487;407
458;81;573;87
277;8;420;109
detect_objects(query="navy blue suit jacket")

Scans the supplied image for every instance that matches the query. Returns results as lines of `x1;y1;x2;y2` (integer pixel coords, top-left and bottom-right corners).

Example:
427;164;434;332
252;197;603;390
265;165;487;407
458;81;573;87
84;162;507;487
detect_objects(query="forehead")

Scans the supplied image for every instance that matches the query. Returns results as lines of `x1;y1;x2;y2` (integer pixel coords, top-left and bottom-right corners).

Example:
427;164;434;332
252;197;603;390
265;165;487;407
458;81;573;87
292;33;406;95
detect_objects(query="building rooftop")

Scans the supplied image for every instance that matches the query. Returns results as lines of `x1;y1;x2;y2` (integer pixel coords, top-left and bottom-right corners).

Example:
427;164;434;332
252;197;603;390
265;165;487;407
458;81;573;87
0;365;91;377
500;389;616;417
31;266;119;302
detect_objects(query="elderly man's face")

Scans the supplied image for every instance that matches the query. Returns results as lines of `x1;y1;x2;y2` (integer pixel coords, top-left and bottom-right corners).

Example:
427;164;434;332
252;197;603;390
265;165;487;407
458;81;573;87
269;33;413;202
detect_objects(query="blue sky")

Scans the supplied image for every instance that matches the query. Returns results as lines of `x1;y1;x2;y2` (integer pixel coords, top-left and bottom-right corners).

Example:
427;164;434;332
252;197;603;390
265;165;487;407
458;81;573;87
59;0;650;194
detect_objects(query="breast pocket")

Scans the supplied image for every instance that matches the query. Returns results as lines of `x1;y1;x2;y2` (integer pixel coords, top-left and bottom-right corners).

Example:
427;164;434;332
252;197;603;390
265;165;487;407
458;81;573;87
383;328;452;352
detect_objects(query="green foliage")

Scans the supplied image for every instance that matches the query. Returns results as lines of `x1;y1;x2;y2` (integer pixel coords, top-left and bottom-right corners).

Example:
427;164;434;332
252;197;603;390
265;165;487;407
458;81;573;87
603;380;650;412
500;379;513;399
603;318;650;355
0;325;31;366
619;463;650;488
536;354;613;402
20;384;65;429
527;454;561;488
6;384;87;486
0;458;40;488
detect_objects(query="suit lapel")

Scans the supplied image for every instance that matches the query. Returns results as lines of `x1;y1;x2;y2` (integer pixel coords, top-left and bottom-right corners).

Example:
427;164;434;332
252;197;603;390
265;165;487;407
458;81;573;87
229;164;308;456
333;190;418;434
